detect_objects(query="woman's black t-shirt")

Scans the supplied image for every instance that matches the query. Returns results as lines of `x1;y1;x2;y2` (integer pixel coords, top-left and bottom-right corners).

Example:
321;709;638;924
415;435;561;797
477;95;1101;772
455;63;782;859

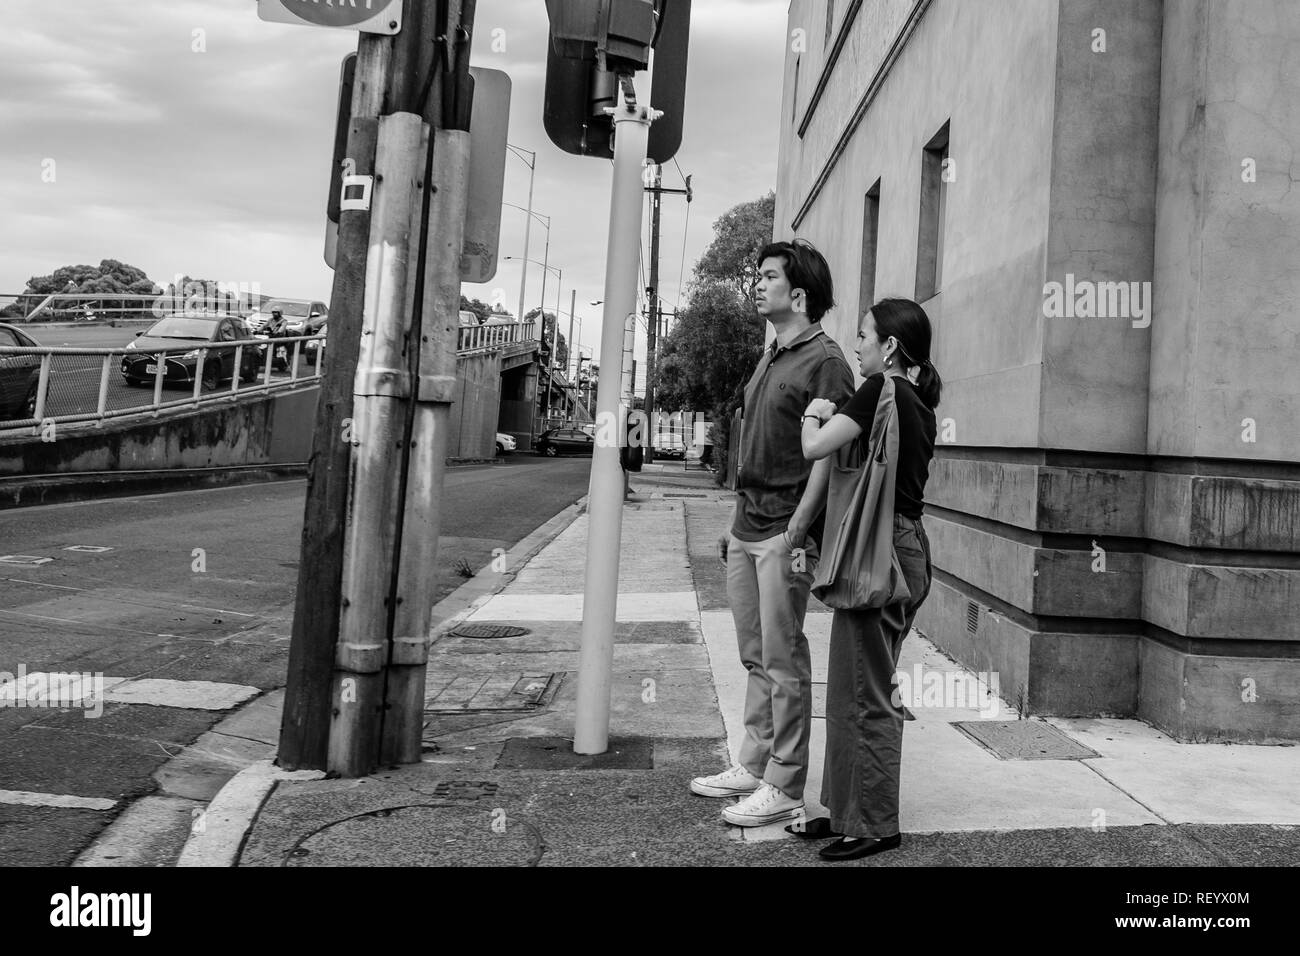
838;373;936;519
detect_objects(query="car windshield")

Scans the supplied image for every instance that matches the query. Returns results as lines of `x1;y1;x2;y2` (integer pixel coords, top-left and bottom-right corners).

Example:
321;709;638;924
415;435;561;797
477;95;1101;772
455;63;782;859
265;301;311;317
145;317;217;340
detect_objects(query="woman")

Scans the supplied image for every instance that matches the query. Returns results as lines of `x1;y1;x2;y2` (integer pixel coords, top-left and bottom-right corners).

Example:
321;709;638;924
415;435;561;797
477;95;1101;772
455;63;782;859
795;297;942;861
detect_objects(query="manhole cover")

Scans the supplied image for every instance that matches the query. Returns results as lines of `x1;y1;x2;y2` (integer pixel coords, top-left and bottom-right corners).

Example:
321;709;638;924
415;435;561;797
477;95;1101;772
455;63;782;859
283;805;544;867
62;545;113;553
452;623;530;639
952;720;1100;760
496;735;654;770
0;555;52;566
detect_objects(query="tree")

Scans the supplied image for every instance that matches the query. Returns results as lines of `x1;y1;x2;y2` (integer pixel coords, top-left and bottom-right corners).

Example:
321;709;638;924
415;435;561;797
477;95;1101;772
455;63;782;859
25;259;156;296
692;191;775;308
652;191;775;482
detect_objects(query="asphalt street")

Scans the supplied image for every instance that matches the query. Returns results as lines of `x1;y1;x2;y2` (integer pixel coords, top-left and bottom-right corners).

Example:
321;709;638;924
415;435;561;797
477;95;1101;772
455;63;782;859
0;455;591;864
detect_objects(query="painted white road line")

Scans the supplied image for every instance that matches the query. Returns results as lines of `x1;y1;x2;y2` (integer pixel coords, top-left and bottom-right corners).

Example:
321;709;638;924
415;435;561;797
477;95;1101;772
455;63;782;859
0;789;116;811
1;674;258;711
467;591;699;622
103;679;261;710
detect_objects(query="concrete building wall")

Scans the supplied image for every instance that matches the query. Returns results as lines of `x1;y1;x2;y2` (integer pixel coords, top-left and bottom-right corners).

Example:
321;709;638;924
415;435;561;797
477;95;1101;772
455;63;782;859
775;0;1300;741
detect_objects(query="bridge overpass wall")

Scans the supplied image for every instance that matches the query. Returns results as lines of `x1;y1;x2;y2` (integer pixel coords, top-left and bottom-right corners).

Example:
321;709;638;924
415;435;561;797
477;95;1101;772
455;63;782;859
0;385;319;484
447;350;502;459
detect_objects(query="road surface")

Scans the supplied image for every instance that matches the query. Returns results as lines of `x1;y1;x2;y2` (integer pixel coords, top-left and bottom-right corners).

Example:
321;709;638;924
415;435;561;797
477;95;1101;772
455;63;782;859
0;456;590;864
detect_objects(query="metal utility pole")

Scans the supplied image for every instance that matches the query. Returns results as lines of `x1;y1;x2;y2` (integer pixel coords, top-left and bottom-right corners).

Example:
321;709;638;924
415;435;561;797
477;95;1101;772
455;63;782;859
567;288;576;415
574;88;658;755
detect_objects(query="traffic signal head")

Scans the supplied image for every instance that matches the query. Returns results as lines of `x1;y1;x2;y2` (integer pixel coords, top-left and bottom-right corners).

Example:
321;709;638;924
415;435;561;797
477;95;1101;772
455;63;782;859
544;0;690;162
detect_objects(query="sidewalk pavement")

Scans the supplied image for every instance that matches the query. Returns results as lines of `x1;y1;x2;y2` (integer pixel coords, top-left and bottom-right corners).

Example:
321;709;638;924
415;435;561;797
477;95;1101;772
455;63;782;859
188;463;1300;867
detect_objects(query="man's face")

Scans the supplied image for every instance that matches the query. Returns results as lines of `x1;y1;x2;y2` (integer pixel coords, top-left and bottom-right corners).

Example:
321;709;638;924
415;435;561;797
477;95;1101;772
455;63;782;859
755;256;799;320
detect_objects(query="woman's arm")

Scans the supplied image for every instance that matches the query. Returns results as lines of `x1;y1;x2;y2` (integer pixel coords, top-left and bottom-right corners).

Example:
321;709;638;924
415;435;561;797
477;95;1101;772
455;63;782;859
802;413;861;461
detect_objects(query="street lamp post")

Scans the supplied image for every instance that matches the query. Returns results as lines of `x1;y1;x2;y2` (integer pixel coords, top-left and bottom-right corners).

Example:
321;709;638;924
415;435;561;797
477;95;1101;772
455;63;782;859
506;144;536;327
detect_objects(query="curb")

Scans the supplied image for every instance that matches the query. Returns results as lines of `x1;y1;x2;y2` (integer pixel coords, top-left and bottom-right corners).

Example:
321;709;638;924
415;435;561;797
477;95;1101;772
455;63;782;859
176;761;324;867
168;494;588;867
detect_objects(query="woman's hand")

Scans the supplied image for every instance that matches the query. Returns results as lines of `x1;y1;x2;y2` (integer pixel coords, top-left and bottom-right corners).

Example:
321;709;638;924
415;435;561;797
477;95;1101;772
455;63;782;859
804;398;837;422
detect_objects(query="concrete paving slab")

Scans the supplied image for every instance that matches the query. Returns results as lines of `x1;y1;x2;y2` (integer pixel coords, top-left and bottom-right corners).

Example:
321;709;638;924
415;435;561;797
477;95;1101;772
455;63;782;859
1048;716;1300;825
466;592;699;622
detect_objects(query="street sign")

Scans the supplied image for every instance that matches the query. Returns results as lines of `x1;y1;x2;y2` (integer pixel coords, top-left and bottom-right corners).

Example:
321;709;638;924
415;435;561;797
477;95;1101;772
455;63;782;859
257;0;402;35
461;66;511;283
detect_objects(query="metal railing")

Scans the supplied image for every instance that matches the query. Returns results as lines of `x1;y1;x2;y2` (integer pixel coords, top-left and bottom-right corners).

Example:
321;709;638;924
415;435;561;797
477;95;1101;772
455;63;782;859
0;292;251;323
0;332;325;435
457;320;536;353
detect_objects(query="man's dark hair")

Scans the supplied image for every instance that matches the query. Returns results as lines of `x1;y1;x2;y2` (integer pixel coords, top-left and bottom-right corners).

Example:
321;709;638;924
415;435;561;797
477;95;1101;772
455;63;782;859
756;238;836;322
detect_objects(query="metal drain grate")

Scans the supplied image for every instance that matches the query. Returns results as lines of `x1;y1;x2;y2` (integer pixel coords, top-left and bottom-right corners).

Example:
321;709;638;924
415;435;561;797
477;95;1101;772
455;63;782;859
662;493;707;498
0;555;52;566
451;623;530;639
965;601;980;634
431;780;499;800
952;720;1100;760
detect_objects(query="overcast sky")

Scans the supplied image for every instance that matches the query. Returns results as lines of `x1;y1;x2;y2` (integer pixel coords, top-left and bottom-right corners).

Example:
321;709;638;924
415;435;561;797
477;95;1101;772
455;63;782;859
0;0;787;363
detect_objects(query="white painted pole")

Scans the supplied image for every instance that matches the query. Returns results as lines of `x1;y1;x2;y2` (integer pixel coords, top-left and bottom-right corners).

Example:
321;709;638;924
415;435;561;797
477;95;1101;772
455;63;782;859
573;96;657;755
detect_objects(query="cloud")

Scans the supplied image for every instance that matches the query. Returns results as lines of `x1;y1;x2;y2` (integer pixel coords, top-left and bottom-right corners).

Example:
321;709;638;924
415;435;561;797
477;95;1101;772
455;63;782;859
0;0;791;361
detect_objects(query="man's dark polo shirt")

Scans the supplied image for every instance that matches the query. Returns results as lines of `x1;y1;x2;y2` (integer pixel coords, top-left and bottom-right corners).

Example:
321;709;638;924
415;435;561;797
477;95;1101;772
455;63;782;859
733;323;855;543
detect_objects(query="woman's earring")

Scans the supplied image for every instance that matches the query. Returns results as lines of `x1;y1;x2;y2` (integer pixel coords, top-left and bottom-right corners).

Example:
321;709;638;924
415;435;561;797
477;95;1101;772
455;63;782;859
884;356;893;367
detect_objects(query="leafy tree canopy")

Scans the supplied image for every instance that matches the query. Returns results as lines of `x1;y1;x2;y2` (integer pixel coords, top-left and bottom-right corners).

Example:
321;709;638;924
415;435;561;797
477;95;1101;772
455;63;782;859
25;259;156;296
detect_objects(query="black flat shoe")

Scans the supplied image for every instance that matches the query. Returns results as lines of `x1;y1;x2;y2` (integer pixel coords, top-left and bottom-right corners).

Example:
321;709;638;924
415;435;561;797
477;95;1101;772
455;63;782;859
818;833;901;861
785;817;842;840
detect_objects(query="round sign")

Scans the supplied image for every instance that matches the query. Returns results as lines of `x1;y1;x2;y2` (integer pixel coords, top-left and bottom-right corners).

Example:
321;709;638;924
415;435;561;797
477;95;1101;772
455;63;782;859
278;0;396;28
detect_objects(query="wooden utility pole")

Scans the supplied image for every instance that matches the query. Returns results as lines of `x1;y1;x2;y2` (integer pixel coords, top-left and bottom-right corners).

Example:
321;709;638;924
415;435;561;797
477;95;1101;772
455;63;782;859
644;163;662;461
278;35;390;772
279;0;475;774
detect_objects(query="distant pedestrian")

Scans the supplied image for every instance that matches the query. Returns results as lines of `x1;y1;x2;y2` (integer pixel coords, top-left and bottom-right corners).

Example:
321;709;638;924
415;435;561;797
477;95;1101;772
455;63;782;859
797;297;942;860
689;239;854;827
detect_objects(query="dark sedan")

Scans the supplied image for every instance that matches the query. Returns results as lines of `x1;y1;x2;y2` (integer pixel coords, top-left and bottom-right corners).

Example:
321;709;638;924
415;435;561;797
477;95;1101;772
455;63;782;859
121;314;260;389
0;322;41;421
537;425;596;457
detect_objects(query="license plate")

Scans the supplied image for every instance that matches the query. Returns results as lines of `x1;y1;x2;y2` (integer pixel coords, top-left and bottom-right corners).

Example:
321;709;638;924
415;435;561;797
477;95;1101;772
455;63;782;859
146;363;160;373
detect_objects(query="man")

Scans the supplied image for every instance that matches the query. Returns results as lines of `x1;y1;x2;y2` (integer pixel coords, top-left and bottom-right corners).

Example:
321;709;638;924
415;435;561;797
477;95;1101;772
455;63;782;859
690;239;855;827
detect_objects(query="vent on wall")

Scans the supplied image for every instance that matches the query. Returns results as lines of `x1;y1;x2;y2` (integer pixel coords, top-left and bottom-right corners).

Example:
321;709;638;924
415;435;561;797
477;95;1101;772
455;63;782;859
966;601;980;634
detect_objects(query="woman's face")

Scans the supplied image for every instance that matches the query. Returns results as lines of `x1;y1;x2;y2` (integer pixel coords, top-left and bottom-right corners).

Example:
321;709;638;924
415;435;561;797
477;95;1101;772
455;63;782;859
856;313;892;377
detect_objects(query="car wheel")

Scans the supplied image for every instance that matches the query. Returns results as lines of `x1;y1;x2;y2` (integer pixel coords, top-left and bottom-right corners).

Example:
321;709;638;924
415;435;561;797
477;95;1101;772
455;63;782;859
496;443;505;456
201;362;221;392
123;376;143;387
22;382;38;418
544;444;559;457
240;361;256;384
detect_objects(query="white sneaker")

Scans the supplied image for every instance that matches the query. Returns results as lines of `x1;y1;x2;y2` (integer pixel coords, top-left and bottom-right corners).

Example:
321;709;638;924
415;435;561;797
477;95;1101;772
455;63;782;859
721;782;804;827
689;765;762;798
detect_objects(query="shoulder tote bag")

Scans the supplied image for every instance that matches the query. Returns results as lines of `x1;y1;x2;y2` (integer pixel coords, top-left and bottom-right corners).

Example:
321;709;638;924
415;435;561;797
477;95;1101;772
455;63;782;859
811;376;913;611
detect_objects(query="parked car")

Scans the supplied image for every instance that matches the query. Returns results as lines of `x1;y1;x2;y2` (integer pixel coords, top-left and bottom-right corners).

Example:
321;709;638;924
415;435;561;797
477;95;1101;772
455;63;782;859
537;425;595;457
652;432;687;460
0;322;42;420
246;299;328;335
121;313;260;389
495;432;516;456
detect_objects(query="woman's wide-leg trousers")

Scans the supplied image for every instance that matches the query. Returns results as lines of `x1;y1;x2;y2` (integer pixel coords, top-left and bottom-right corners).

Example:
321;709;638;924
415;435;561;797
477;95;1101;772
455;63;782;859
821;514;933;839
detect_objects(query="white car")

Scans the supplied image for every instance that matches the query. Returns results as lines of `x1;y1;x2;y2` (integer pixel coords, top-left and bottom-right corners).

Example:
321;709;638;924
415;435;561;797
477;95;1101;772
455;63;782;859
495;432;516;455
